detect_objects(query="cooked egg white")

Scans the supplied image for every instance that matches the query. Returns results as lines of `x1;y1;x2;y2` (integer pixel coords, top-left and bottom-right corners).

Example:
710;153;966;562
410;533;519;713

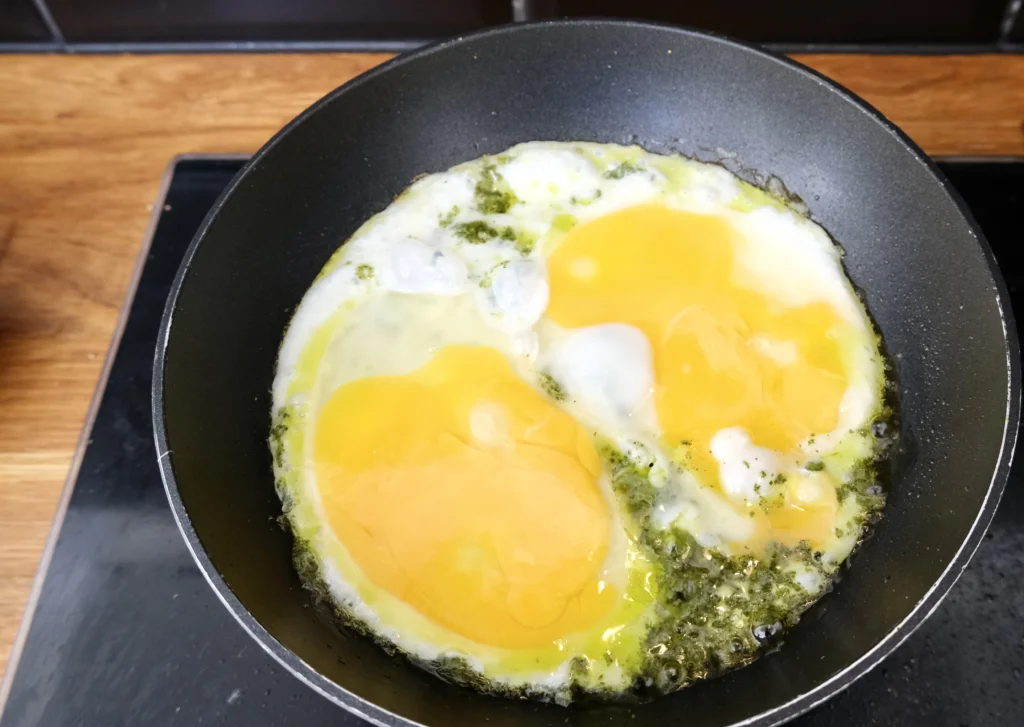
271;142;890;702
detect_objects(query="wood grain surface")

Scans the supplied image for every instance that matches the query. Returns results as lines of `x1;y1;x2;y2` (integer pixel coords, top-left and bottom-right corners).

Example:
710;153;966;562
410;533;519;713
0;52;1022;678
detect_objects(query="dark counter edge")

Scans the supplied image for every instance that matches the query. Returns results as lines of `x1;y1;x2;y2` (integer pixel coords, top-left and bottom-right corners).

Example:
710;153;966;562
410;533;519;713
0;153;251;715
4;39;1024;55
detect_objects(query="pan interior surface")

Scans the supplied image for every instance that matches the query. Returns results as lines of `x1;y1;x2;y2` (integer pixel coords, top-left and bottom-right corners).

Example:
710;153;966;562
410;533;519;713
155;21;1018;727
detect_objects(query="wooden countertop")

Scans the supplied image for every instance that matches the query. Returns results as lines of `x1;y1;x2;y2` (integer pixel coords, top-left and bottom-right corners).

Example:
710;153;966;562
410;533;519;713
0;52;1022;678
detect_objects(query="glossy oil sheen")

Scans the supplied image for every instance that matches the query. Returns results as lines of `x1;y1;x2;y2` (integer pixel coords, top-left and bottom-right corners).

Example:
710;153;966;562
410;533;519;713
154;21;1020;727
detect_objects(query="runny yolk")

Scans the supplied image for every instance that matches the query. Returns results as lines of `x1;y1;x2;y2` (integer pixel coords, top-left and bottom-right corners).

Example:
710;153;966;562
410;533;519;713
546;204;850;493
314;345;616;649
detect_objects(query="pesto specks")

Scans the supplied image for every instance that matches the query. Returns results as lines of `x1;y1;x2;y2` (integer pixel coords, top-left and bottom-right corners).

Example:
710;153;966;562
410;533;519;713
474;163;517;214
594;439;883;696
454;219;535;256
835;459;886;514
356;264;375;280
513;232;537;256
454;220;503;244
478;260;510;289
439;205;459;227
635;529;824;694
269;406;292;471
600;441;658;520
539;372;567;402
569;189;603;207
604;161;643;179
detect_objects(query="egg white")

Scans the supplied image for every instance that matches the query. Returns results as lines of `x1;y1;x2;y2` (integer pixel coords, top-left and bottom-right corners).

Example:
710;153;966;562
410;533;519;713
271;142;889;699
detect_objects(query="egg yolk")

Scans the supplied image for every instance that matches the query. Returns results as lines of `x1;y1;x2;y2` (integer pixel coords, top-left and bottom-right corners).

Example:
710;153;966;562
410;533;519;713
314;344;616;649
547;204;850;493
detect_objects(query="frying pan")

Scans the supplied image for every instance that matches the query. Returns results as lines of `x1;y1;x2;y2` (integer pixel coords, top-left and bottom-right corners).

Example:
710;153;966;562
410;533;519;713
153;20;1020;727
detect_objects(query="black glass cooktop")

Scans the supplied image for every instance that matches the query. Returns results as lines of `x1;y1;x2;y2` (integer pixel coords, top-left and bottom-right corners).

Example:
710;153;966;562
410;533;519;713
1;157;1021;727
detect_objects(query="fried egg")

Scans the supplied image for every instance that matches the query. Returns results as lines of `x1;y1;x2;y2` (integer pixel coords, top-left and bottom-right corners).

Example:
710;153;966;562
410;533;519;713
270;142;892;702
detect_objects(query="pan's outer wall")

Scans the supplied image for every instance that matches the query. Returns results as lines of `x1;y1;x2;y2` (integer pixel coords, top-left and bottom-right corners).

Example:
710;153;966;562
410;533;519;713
156;21;1018;727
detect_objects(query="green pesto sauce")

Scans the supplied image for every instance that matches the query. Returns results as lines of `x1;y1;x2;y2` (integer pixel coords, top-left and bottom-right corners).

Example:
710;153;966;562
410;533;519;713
355;264;375;280
514;232;537;256
477;260;509;289
455;220;534;255
538;372;566;402
424;655;528;699
269;405;292;471
270;403;308;512
834;459;886;524
603;161;643;179
439;205;459;227
474;164;517;214
569;189;603;207
596;435;886;696
455;220;502;244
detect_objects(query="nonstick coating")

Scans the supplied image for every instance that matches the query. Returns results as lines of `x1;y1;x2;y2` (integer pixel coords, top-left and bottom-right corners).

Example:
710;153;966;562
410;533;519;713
154;20;1019;727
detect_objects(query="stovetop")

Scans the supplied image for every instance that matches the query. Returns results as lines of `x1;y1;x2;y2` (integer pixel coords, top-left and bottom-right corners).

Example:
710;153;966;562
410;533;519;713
1;156;1021;727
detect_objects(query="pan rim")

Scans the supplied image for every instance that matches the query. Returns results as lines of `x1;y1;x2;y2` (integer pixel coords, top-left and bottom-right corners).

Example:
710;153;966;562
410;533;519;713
152;18;1022;727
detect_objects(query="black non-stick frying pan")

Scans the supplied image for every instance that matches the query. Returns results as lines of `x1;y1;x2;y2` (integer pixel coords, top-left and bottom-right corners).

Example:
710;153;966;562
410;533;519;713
153;20;1020;727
